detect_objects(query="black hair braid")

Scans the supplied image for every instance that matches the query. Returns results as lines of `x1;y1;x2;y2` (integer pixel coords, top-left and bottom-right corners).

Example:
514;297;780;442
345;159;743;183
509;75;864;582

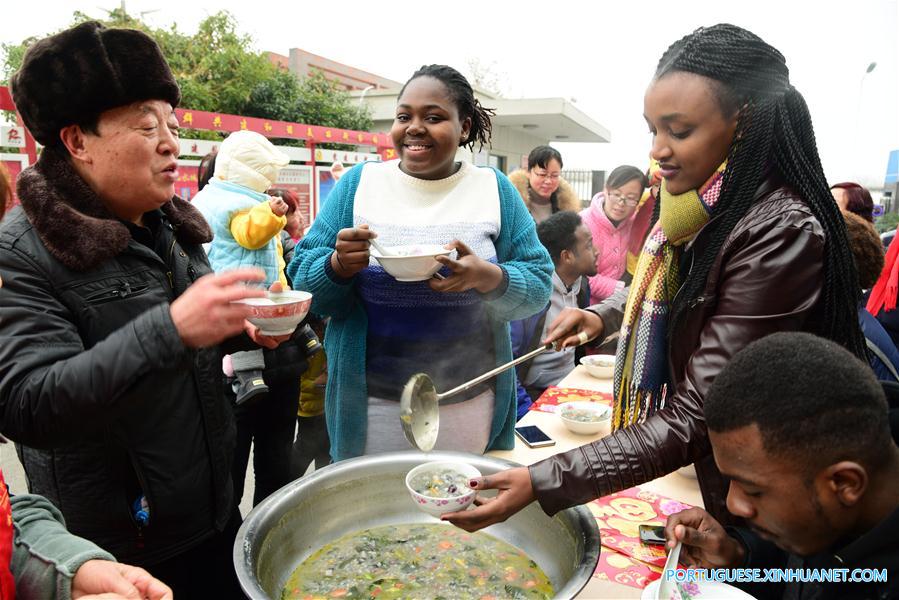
401;65;496;151
658;24;865;358
772;89;864;349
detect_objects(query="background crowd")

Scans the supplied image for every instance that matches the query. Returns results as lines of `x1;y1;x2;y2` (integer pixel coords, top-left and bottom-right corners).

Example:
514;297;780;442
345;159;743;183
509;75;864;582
0;17;896;600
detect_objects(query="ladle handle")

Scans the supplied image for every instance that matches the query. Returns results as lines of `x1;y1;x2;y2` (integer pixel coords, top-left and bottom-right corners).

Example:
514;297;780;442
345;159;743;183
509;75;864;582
436;343;554;401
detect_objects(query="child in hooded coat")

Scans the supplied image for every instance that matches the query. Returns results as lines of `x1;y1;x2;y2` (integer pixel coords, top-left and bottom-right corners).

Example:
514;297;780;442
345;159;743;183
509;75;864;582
193;130;292;404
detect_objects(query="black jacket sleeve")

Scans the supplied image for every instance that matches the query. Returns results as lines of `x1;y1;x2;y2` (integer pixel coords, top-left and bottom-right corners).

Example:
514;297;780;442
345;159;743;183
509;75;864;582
0;248;189;447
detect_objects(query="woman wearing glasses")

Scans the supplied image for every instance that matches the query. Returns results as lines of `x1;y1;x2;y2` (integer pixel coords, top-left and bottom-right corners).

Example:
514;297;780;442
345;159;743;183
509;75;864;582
581;165;649;304
509;145;580;223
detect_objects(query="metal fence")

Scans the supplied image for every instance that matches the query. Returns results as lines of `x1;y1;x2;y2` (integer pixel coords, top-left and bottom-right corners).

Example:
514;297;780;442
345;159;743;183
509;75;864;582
561;170;604;208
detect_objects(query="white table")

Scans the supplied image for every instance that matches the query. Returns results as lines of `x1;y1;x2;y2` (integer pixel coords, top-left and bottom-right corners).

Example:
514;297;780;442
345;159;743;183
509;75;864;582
488;365;703;599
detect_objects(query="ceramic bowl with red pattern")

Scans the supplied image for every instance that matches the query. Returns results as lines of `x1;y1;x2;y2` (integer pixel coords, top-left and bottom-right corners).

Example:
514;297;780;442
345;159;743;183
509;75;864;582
234;290;312;335
405;461;481;517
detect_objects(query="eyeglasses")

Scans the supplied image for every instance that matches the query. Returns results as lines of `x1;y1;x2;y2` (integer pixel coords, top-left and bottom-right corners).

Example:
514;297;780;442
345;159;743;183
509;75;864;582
531;170;561;182
608;191;640;207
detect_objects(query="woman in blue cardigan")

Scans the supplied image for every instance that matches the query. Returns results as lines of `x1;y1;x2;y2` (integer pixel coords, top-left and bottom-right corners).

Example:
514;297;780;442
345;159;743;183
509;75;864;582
288;65;552;461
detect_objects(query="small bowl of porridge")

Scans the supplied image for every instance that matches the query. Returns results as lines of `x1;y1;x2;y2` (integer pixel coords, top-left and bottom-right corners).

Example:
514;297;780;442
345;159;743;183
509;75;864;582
559;401;612;435
580;354;616;379
405;461;481;517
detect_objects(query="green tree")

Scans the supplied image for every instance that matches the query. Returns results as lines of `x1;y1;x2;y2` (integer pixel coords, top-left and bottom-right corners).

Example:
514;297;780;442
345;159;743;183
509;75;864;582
244;69;373;149
2;9;150;82
876;212;899;234
244;69;303;123
162;13;273;116
293;70;372;133
1;38;31;84
2;9;372;145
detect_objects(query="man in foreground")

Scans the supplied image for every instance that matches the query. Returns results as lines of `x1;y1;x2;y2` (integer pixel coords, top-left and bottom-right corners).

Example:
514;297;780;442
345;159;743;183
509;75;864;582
665;332;898;599
0;21;282;596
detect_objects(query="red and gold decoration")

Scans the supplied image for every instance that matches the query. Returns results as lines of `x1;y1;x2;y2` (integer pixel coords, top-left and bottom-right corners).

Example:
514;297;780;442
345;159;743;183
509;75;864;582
174;108;393;159
590;487;694;589
528;387;613;413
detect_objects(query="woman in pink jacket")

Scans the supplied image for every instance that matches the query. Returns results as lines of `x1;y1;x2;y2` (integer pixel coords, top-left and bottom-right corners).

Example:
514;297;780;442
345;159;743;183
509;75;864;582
581;165;649;304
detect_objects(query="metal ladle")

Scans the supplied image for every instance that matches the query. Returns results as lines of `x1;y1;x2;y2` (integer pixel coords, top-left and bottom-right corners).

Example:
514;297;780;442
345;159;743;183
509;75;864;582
400;334;588;451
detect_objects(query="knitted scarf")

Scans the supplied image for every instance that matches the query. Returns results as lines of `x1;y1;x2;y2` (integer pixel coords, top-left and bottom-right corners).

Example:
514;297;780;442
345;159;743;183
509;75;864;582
612;163;726;429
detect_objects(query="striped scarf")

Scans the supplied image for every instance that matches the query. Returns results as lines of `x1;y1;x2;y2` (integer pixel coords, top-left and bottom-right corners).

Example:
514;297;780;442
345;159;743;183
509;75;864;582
612;163;726;430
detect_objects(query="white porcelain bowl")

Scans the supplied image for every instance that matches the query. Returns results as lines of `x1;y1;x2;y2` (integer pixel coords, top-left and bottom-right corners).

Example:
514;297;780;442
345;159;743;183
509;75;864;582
405;461;481;517
642;578;757;599
580;354;616;379
559;401;612;435
233;290;312;336
373;244;452;282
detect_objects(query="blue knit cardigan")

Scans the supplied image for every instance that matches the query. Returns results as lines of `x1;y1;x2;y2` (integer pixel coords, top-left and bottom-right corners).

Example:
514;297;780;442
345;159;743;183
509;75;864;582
287;162;553;461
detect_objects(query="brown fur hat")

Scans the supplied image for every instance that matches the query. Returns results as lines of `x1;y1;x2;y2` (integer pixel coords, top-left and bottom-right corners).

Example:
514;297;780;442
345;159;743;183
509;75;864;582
10;21;180;146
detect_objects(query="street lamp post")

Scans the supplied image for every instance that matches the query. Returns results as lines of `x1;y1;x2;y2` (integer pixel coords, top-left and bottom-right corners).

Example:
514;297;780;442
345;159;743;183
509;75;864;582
358;85;375;106
854;62;878;180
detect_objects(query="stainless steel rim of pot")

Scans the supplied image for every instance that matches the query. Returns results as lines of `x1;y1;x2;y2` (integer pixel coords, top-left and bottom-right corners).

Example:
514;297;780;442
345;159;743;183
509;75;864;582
233;451;602;599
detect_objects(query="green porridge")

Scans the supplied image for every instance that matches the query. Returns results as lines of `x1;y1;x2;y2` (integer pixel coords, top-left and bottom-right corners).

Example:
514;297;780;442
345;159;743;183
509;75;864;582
561;407;604;422
282;523;553;600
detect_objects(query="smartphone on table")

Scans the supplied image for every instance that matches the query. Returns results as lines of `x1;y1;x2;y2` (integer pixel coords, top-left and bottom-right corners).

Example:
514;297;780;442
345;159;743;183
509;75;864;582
638;524;666;546
515;425;555;448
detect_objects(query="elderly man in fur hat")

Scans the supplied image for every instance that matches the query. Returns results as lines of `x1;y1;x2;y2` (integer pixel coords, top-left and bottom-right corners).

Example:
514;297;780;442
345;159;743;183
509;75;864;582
0;21;283;597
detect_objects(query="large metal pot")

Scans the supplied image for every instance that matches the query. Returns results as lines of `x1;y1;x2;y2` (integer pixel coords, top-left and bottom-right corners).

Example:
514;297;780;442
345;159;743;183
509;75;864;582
234;451;600;599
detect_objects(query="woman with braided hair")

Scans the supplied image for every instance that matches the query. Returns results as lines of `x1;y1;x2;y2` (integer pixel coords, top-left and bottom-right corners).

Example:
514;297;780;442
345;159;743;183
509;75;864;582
444;24;866;531
289;64;552;460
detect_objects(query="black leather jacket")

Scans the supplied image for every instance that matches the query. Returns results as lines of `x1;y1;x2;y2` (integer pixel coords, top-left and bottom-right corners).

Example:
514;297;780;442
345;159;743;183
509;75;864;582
0;147;236;565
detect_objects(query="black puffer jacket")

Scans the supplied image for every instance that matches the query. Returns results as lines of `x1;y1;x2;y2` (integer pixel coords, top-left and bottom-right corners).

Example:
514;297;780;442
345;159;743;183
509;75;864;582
0;146;236;566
